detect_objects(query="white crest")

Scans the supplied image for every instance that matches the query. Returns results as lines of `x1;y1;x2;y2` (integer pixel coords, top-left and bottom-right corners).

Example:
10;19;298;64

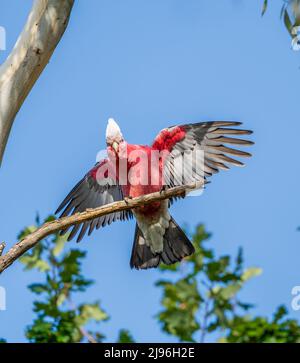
106;118;123;144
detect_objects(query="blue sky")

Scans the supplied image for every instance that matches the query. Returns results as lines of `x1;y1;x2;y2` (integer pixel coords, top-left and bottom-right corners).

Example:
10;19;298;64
0;0;300;342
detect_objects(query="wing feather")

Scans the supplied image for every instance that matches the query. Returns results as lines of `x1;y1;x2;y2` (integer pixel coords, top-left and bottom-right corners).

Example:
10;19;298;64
152;121;253;192
56;159;132;242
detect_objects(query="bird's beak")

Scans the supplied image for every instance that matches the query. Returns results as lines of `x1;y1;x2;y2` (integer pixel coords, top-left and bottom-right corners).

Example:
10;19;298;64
112;141;119;152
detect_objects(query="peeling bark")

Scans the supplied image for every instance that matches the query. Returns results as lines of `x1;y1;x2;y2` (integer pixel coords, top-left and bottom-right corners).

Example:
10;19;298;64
0;0;74;165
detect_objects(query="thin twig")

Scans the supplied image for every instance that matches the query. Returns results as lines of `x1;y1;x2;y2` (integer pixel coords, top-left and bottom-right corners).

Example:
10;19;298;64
68;298;97;343
78;327;97;344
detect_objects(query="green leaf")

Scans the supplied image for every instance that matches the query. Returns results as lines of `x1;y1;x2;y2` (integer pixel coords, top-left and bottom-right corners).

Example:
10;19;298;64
20;254;50;272
159;262;180;272
219;283;241;300
56;292;67;307
262;0;268;16
284;9;293;34
241;267;262;282
280;4;287;19
77;303;108;326
35;260;50;272
18;225;38;240
44;215;56;223
117;329;135;343
273;305;288;322
52;234;68;257
28;283;49;295
235;247;244;273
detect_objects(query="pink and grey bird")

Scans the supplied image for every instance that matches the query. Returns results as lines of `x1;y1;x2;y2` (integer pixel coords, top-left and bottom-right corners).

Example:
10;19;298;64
56;118;253;269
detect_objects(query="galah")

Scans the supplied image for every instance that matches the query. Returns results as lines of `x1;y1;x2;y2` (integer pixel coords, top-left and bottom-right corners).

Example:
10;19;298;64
56;118;253;269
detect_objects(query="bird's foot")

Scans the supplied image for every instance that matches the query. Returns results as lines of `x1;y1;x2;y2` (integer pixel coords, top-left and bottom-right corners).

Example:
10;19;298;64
160;185;168;194
124;196;133;205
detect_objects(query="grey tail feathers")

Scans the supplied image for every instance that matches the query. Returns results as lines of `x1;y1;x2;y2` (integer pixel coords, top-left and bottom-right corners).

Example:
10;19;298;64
130;217;195;270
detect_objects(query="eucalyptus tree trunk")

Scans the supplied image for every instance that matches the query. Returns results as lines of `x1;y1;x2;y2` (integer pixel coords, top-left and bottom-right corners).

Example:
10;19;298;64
0;0;74;165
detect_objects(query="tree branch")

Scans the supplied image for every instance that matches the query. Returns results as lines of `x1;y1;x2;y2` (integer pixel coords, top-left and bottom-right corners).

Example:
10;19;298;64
0;0;74;165
0;183;200;274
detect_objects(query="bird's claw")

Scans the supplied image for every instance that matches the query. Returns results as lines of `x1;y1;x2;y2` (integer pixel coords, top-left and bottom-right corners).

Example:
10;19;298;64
124;196;133;205
160;185;168;194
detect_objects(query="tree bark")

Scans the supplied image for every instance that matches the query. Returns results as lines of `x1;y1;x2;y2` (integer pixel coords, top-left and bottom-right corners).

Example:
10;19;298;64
0;184;199;274
0;0;74;165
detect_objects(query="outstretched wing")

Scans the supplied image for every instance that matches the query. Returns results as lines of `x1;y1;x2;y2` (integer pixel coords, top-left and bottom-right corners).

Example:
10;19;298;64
152;121;253;190
56;159;132;243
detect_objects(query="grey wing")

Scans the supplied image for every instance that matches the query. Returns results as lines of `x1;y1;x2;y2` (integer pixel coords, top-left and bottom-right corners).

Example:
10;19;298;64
160;121;253;191
56;160;132;243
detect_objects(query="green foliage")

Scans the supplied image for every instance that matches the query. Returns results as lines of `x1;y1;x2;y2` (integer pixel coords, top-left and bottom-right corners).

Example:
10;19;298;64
156;224;300;343
156;277;201;342
3;216;300;343
117;329;136;343
222;305;300;343
156;224;262;342
0;338;6;343
262;0;300;38
19;215;109;343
